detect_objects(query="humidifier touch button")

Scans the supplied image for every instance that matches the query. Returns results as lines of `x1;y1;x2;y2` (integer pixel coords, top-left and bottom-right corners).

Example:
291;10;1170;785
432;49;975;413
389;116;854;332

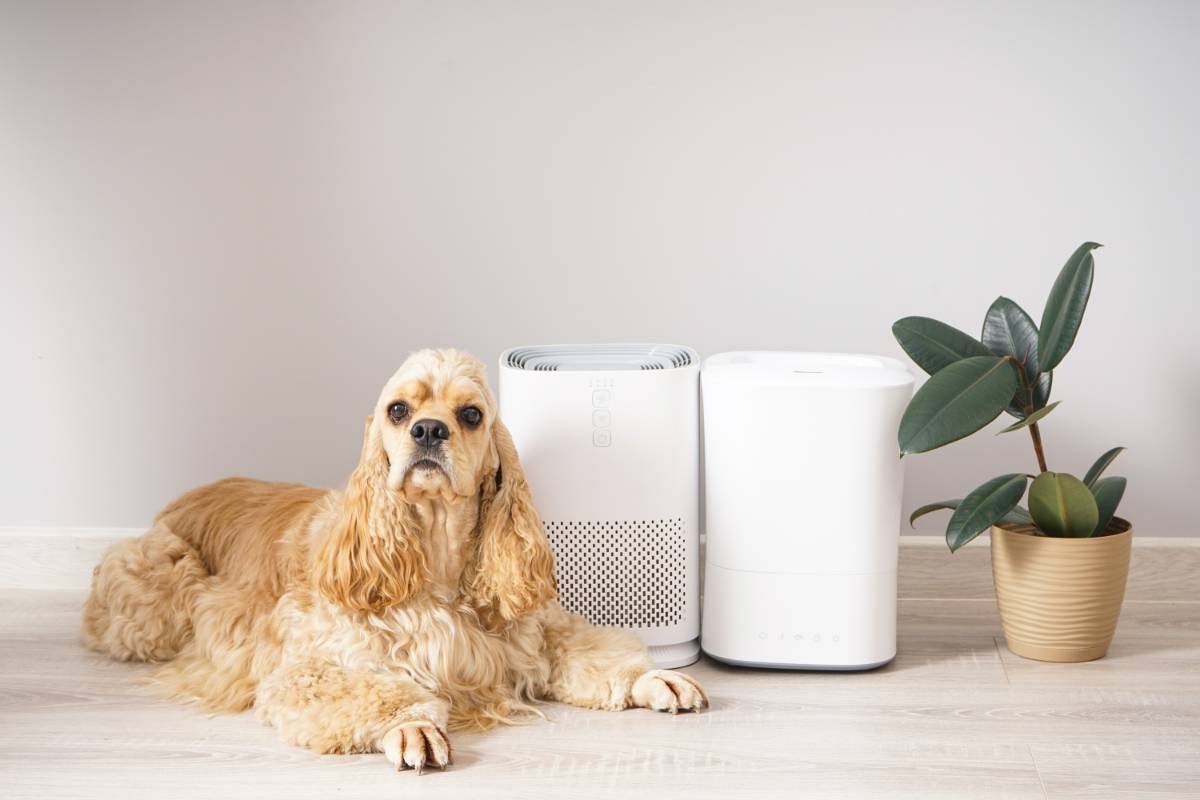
700;352;913;670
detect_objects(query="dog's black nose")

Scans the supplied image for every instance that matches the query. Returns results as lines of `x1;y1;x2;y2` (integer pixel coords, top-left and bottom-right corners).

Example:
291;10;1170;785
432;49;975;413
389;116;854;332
410;418;450;446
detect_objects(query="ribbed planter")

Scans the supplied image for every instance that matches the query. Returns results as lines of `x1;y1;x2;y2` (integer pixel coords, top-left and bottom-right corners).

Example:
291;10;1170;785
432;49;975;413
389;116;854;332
990;519;1132;663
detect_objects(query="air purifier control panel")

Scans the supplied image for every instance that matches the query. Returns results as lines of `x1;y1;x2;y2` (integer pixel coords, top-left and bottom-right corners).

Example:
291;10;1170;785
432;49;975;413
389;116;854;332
588;378;614;447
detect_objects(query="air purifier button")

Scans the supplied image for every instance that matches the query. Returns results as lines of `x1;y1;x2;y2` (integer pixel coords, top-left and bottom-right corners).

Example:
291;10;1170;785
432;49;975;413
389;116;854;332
592;389;611;407
592;430;612;447
592;409;611;427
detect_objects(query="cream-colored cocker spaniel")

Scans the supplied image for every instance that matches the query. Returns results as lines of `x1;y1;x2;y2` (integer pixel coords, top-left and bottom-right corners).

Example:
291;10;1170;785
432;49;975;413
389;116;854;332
82;349;706;772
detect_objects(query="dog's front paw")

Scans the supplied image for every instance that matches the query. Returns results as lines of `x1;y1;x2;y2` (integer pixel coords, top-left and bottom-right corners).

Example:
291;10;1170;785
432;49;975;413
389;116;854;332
381;722;452;774
631;669;709;714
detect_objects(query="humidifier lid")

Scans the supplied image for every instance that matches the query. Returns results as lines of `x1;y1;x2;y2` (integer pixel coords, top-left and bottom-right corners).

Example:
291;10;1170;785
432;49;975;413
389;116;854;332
703;351;912;390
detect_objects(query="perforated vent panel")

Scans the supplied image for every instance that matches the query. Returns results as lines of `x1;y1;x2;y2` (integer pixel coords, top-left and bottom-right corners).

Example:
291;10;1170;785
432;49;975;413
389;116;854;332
545;518;687;628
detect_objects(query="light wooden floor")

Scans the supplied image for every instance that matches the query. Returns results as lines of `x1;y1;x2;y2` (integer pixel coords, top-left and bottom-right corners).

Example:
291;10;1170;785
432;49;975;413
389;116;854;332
1;538;1197;799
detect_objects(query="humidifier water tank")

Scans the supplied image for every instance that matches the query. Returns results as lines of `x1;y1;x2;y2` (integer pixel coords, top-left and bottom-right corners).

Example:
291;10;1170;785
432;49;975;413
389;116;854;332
499;344;701;669
700;352;914;669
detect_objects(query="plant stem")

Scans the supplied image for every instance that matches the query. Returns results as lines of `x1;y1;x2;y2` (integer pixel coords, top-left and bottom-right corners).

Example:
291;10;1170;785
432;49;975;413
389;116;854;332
1027;418;1049;473
1004;355;1050;474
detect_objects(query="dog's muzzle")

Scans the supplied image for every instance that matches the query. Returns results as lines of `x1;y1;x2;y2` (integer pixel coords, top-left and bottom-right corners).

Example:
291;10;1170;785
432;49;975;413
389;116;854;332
406;446;450;476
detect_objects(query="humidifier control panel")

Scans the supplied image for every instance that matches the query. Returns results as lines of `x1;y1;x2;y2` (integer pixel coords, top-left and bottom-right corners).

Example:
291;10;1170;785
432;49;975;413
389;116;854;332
757;630;842;644
588;377;614;447
701;562;897;669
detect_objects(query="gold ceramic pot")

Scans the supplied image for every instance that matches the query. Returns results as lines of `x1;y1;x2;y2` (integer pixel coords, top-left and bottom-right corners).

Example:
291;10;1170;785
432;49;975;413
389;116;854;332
990;519;1133;662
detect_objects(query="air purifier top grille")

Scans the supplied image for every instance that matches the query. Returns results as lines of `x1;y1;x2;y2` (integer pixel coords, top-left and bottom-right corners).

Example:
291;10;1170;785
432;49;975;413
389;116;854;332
503;343;695;372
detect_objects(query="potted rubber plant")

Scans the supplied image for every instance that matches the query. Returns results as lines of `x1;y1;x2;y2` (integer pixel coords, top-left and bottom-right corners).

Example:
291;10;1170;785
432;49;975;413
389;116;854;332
893;242;1131;663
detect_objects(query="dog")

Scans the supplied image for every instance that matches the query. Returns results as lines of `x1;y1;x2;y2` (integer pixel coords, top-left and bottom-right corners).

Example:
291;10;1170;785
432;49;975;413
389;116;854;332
82;349;707;772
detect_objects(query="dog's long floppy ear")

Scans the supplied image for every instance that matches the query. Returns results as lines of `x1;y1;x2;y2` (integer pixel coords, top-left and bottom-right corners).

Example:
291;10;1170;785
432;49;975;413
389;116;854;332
464;418;557;627
313;415;427;613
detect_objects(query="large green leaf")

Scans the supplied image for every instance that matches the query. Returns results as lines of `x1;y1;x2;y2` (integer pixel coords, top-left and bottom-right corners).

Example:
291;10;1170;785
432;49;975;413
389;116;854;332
1091;476;1127;535
945;474;1030;552
910;499;1032;527
1083;446;1126;488
983;296;1041;380
982;296;1051;418
997;401;1060;434
1028;472;1100;537
1039;242;1101;371
892;317;991;376
898;356;1021;455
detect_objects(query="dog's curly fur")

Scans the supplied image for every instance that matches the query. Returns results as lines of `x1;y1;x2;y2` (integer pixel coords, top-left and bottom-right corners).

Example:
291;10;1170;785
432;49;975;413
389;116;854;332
81;349;706;771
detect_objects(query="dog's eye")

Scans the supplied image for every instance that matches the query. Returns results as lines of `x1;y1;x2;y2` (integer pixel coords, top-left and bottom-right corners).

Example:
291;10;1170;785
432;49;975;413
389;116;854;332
458;406;483;427
387;402;410;424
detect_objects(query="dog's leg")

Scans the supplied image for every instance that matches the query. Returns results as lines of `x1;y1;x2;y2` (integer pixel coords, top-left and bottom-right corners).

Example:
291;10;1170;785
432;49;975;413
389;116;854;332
256;660;452;773
82;523;209;662
536;605;708;713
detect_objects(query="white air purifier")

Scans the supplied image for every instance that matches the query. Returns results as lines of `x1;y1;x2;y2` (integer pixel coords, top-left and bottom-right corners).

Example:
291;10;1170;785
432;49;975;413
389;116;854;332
499;344;700;668
700;352;914;670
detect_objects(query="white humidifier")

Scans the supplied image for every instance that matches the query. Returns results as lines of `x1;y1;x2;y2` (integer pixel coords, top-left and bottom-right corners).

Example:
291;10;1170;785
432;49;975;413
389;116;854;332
700;352;914;669
499;344;700;668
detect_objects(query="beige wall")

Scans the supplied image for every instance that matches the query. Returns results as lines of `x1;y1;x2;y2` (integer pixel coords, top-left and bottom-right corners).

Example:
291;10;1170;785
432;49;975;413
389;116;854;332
2;1;1197;535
